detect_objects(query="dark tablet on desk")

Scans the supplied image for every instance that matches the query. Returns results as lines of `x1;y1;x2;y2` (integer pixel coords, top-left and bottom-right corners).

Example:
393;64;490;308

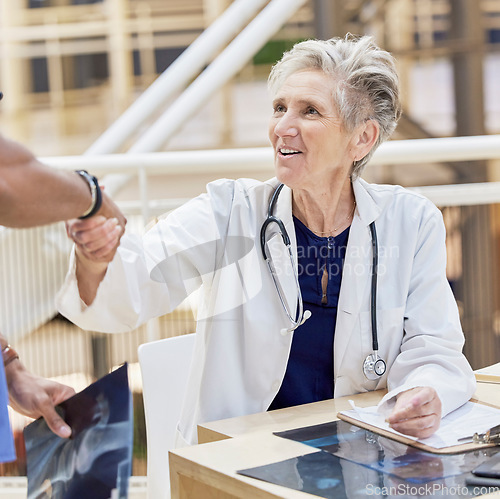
473;451;500;478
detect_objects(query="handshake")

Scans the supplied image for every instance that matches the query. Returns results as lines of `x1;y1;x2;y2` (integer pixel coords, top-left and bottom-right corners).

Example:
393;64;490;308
66;184;127;266
64;177;129;306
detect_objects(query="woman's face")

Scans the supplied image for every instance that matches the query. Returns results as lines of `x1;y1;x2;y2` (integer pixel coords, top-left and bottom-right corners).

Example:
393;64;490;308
268;69;357;191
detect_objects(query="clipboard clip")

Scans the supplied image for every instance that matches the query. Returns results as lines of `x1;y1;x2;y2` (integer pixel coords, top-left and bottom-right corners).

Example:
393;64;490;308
458;424;500;444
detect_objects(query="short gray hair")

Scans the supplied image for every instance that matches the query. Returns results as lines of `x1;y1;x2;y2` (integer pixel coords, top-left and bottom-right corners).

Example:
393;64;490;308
268;34;402;179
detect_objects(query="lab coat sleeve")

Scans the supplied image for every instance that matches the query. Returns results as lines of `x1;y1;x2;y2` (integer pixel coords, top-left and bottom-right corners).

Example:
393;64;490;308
57;181;233;333
57;234;172;333
379;208;476;417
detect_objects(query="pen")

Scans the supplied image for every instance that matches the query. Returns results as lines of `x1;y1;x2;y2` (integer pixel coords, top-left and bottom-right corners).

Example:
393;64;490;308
458;435;474;443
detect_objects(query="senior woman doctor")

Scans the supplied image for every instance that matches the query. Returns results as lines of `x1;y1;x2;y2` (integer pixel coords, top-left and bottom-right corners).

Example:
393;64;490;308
58;35;475;446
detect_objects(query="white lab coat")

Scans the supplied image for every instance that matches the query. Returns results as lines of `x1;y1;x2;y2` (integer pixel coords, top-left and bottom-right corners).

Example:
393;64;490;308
57;177;476;445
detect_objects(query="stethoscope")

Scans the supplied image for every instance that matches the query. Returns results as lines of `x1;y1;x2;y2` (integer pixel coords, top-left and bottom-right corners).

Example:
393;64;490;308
260;183;386;381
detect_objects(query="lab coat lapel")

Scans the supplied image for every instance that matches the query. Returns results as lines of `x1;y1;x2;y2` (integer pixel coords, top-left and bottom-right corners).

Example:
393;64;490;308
264;183;298;323
335;179;381;370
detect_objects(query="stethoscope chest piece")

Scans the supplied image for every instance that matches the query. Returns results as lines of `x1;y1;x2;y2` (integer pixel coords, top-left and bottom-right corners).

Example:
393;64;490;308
363;352;387;380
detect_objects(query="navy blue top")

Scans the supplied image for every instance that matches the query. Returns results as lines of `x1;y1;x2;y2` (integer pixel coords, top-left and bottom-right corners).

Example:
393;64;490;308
269;216;349;410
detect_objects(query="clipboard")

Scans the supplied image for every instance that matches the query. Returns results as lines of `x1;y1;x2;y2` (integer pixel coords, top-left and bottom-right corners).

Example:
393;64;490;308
337;412;495;454
337;399;500;455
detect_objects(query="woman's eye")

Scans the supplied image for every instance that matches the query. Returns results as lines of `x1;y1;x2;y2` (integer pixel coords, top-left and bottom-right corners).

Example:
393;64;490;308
306;107;318;115
274;105;285;113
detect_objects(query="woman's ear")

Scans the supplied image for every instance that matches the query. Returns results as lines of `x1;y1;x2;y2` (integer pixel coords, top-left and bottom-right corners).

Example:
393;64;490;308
353;119;380;161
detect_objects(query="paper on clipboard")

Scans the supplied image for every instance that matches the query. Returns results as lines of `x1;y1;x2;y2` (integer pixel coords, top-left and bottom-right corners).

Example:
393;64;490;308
338;400;500;453
342;400;419;441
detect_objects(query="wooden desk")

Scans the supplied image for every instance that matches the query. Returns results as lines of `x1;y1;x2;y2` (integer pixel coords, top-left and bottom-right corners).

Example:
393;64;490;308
170;383;500;499
198;389;385;444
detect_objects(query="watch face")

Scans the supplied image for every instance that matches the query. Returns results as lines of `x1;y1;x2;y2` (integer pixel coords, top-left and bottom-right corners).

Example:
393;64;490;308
374;359;386;376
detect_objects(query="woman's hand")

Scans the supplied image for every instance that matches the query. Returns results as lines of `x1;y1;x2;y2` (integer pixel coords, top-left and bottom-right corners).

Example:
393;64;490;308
6;360;75;438
66;216;124;305
67;215;123;264
97;191;127;231
386;386;442;438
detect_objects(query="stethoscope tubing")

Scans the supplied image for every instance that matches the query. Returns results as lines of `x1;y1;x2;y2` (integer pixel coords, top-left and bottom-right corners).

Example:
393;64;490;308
260;183;288;261
369;221;379;352
260;183;385;377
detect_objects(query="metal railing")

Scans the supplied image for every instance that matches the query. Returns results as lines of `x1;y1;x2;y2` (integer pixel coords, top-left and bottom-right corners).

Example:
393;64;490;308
40;134;500;212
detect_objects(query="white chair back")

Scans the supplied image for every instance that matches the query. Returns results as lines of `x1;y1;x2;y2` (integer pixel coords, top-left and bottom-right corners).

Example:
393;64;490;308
138;334;196;499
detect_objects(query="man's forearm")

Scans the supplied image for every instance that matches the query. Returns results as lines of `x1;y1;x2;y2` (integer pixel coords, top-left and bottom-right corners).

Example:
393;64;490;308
0;161;93;227
0;134;125;227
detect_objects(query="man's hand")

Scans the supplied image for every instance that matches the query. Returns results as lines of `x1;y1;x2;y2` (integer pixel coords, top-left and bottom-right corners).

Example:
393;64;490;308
386;386;442;438
96;191;127;232
6;361;75;438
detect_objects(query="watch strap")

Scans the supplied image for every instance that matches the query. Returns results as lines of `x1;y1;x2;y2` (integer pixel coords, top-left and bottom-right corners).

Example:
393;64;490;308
76;170;102;219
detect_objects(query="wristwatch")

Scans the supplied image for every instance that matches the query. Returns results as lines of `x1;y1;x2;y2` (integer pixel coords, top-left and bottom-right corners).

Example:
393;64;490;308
75;170;102;219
